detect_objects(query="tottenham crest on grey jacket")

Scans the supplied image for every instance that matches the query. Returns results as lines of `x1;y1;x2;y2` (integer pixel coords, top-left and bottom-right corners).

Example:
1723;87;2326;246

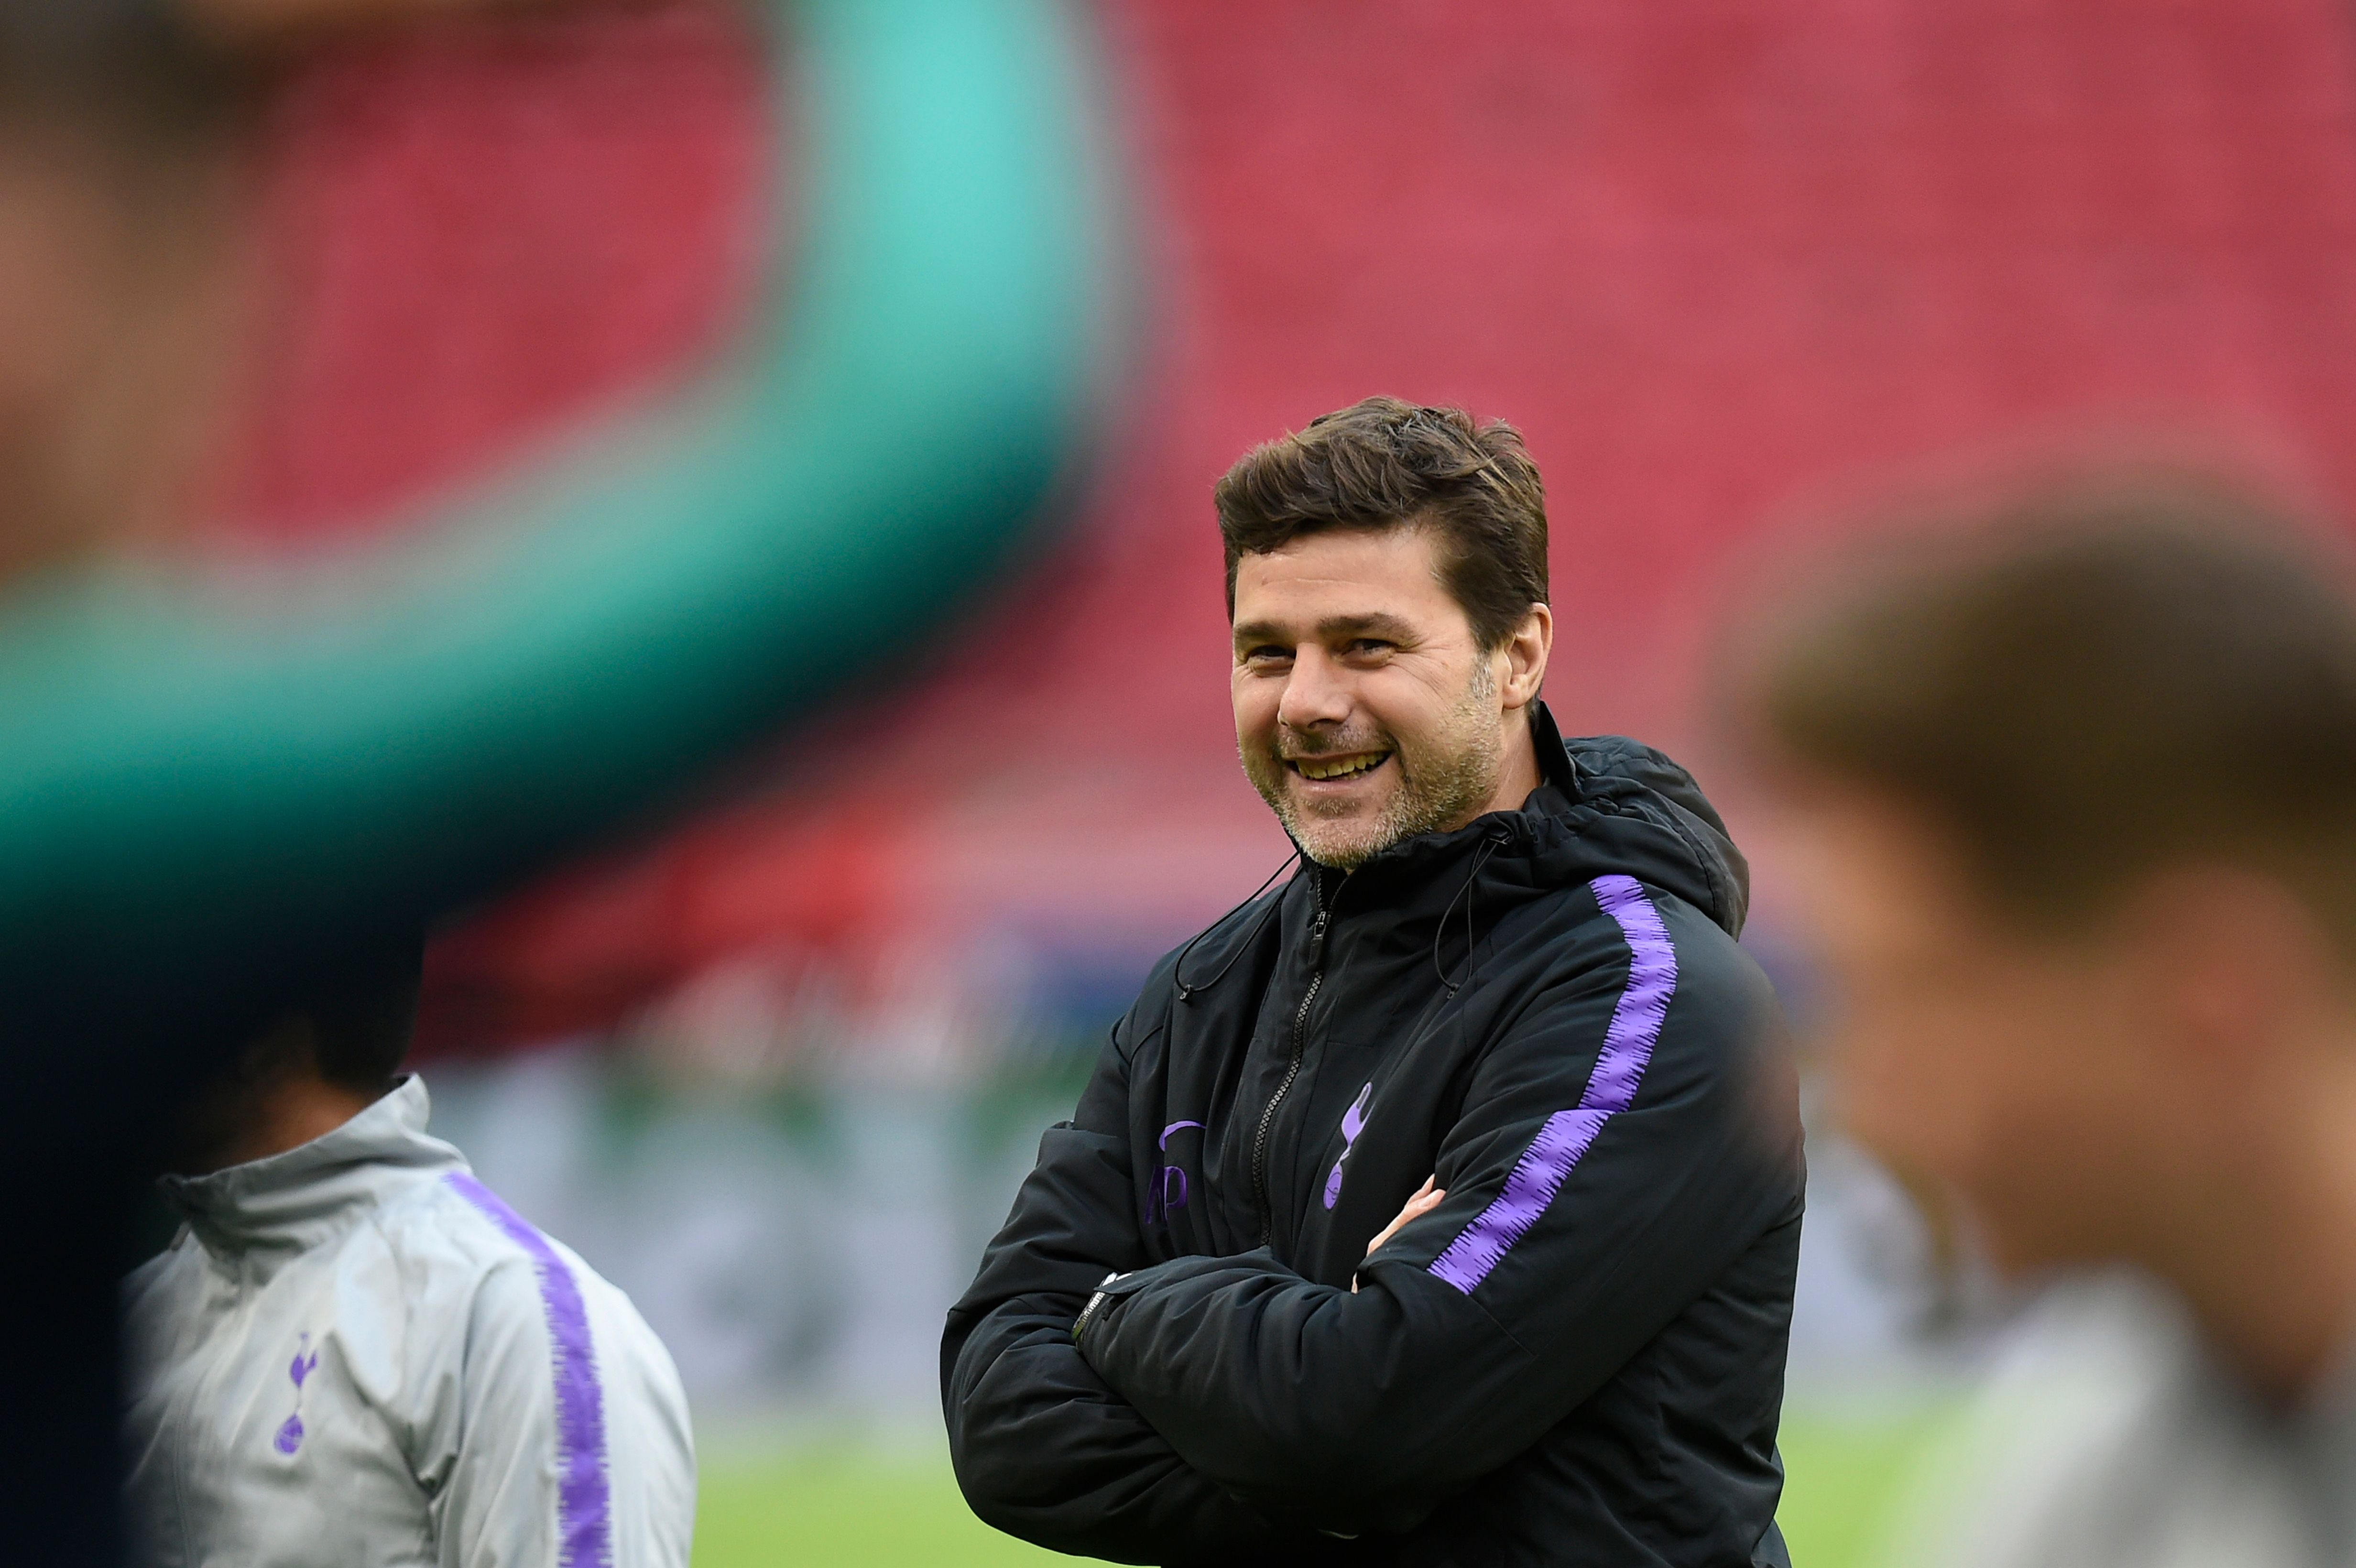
122;1077;697;1568
942;706;1804;1567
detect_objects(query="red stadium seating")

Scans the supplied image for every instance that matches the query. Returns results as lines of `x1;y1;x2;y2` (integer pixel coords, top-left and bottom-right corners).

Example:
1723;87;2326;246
206;0;2356;1048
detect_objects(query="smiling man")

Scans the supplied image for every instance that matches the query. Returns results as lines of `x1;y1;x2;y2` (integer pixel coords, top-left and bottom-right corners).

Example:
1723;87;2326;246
943;398;1804;1566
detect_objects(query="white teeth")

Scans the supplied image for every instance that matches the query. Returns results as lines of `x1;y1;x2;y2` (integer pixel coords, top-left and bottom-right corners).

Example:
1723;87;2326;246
1295;752;1387;781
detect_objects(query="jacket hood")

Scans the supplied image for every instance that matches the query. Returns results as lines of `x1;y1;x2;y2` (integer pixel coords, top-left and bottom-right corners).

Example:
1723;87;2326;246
1531;703;1749;937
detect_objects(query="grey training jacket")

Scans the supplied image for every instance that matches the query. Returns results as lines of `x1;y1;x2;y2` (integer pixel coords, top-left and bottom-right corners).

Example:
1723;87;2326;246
123;1076;695;1568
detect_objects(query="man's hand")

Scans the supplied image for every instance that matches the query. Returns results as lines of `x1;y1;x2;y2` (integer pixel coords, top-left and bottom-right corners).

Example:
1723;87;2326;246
1352;1176;1445;1291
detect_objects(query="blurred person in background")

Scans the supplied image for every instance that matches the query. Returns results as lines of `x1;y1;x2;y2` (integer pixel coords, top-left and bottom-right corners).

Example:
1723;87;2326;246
945;397;1805;1567
124;936;695;1568
1738;477;2356;1568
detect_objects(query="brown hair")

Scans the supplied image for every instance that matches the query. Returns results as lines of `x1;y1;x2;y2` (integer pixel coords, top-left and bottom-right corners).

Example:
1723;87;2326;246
1756;471;2356;941
1215;396;1549;650
294;932;427;1095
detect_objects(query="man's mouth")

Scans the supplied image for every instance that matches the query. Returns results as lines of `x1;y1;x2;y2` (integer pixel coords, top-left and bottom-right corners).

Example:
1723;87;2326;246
1287;751;1391;782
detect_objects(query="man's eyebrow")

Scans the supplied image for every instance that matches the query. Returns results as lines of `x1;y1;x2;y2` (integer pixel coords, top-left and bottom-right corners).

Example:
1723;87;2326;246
1232;612;1419;648
1317;612;1417;642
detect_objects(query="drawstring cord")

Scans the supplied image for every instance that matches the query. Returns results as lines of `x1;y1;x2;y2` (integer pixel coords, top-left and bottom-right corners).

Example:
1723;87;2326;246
1433;828;1512;997
1180;824;1511;1005
1174;847;1305;1003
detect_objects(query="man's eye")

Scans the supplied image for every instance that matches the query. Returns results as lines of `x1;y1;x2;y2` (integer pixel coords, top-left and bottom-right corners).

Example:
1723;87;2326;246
1345;639;1394;658
1242;646;1292;667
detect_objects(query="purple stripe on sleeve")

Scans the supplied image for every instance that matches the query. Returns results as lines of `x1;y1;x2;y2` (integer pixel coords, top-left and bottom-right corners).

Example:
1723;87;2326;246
446;1172;612;1568
1426;873;1679;1296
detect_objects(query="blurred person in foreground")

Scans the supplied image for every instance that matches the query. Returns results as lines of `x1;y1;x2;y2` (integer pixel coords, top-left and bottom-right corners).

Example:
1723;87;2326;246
123;937;695;1568
0;0;1109;1557
1738;476;2356;1568
945;398;1804;1566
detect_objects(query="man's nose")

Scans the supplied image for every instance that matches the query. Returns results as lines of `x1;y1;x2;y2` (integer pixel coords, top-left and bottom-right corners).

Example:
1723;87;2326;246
1278;648;1353;730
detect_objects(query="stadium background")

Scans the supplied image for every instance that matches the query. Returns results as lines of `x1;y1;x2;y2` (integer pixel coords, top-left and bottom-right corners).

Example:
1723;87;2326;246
188;0;2356;1558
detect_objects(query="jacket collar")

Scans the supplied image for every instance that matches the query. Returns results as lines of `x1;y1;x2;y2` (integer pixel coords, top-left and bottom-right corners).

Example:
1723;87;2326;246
1528;700;1583;794
158;1075;465;1258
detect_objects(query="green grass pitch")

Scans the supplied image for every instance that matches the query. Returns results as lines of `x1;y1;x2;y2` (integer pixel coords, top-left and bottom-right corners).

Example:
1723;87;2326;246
693;1410;1947;1567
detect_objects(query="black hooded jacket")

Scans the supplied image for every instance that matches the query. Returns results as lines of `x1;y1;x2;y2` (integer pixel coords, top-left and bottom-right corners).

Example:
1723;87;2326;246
942;708;1803;1566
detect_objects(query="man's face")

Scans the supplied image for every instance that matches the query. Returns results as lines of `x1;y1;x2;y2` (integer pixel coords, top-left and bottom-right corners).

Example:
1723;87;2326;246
1231;525;1512;870
1778;791;2180;1276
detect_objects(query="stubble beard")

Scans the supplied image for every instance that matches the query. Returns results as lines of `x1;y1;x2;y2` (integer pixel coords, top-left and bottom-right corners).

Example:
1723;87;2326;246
1243;665;1505;871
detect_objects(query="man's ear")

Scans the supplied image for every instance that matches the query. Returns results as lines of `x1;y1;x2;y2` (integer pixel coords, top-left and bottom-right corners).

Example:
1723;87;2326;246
2117;868;2338;1095
1497;603;1552;712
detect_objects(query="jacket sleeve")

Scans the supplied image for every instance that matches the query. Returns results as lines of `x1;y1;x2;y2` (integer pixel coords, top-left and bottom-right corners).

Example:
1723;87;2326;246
942;1014;1344;1565
1073;885;1800;1539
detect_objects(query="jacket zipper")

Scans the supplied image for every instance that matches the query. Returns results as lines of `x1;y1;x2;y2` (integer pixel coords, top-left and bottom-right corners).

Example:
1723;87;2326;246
1251;874;1334;1247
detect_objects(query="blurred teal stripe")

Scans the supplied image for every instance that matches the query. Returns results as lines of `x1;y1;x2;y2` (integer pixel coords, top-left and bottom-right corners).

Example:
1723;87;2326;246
0;0;1113;984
